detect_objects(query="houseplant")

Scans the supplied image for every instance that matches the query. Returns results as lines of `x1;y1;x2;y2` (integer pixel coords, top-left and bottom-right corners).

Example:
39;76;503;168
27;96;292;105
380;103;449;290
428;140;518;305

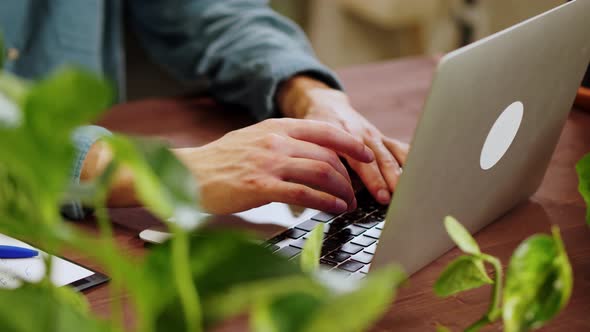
0;33;405;332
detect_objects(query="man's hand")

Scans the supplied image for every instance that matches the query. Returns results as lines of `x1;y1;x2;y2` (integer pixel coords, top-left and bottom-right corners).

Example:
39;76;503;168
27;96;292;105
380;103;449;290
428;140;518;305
278;76;409;205
173;118;374;214
83;119;373;215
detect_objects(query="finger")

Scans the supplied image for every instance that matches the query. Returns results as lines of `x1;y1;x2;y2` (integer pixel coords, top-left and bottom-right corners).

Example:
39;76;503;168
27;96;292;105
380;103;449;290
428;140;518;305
367;139;402;192
286;138;352;184
383;138;410;166
278;158;356;208
286;119;374;163
348;158;391;205
267;180;350;214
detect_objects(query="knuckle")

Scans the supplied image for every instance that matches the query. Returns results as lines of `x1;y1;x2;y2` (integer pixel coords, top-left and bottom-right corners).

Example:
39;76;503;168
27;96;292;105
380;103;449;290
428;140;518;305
244;176;266;190
260;133;283;151
290;187;309;202
381;157;399;167
315;163;333;180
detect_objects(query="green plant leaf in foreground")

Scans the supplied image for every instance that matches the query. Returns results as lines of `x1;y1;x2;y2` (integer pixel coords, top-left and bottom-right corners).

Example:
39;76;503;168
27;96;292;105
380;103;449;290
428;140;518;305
301;266;406;332
575;152;590;226
435;255;493;297
444;216;481;255
0;283;108;332
300;224;324;273
251;292;324;332
502;227;573;332
105;135;202;229
251;266;406;332
436;325;452;332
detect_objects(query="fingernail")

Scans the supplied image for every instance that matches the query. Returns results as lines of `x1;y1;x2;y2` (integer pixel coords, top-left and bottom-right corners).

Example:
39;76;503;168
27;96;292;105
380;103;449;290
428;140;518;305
377;189;391;204
364;146;375;162
335;199;348;211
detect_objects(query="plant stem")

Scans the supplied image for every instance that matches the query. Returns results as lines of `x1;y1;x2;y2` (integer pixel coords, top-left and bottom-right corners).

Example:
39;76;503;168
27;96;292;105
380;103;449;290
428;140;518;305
465;254;503;332
171;226;202;332
94;164;123;331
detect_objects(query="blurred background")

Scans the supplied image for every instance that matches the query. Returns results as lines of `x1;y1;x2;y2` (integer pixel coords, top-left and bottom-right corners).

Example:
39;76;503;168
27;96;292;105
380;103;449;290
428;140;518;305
126;0;565;100
270;0;564;68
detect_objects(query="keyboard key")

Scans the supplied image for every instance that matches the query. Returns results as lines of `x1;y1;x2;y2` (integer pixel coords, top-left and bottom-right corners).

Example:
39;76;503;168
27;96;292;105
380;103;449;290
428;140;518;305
364;228;382;239
268;244;280;252
353;252;374;264
321;240;343;255
345;225;367;236
289;238;307;249
327;231;355;244
295;219;320;232
328;218;351;232
277;246;301;259
320;258;338;268
285;228;307;239
364;243;377;255
360;265;370;274
338;260;364;273
348;272;367;281
355;217;381;229
312;212;337;222
340;210;367;223
266;236;284;245
351;236;377;247
366;213;385;222
340;243;365;255
375;222;385;230
324;251;351;264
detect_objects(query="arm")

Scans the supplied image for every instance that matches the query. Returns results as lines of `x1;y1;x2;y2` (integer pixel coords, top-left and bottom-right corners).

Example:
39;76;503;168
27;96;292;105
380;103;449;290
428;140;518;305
82;119;375;215
127;0;341;120
126;0;408;207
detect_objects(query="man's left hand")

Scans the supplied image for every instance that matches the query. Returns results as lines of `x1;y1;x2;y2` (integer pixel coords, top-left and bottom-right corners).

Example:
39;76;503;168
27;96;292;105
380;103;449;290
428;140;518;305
278;76;409;205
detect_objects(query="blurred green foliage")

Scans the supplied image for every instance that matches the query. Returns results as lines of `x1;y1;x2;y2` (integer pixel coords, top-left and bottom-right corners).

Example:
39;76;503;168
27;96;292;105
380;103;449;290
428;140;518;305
0;32;405;332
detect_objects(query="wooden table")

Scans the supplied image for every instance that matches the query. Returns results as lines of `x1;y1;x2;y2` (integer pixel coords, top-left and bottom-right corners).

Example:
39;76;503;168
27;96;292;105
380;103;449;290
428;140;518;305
77;57;590;331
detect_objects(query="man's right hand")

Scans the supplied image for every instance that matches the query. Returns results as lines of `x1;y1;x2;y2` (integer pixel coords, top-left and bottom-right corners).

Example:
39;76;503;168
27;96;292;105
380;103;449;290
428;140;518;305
174;118;374;214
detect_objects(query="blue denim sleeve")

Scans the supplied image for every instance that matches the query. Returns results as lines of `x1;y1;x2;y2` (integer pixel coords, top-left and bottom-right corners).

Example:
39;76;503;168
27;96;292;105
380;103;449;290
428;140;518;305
61;125;112;220
128;0;343;121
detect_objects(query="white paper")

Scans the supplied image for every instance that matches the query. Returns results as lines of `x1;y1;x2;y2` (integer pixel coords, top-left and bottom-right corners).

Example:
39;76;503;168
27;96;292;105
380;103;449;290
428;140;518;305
0;233;94;289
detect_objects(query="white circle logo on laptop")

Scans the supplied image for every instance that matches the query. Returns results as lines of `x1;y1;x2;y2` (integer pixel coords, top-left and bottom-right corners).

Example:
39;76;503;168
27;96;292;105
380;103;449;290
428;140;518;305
480;101;524;171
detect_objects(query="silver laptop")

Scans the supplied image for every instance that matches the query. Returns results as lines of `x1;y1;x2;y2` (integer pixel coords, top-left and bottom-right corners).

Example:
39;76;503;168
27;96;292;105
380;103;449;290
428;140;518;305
141;0;590;277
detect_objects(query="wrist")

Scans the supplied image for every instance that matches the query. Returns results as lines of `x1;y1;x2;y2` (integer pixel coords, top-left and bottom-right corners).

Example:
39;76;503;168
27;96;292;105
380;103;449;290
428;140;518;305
277;75;334;119
81;140;113;182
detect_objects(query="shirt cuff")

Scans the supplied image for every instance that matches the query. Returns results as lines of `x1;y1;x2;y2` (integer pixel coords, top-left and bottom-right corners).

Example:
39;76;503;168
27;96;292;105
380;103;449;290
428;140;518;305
61;125;112;220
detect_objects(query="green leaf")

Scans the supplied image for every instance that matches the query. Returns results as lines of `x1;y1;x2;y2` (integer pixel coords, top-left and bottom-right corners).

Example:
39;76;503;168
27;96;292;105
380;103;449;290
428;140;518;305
444;216;481;255
435;255;493;297
300;224;324;273
142;230;310;330
576;152;590;226
436;325;452;332
25;67;112;137
301;265;406;332
105;136;202;229
503;227;573;332
0;284;109;332
251;292;324;332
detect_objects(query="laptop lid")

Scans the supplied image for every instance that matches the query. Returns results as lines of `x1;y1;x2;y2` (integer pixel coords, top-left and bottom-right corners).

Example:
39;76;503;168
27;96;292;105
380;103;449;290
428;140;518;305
372;0;590;274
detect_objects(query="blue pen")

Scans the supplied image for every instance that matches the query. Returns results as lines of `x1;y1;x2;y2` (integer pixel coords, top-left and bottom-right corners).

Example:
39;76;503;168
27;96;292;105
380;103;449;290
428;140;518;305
0;245;39;259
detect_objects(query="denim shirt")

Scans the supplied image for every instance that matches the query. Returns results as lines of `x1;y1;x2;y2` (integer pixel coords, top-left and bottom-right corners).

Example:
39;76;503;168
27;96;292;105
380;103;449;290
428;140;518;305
0;0;341;219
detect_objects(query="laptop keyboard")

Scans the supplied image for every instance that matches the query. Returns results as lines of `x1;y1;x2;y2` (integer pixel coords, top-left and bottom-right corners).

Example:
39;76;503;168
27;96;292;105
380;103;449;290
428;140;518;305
265;190;387;279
